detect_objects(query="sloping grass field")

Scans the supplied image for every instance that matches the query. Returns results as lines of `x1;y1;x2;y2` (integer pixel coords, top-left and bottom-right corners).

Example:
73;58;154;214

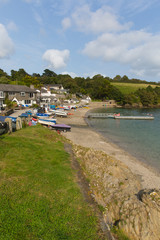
0;125;104;240
111;82;159;94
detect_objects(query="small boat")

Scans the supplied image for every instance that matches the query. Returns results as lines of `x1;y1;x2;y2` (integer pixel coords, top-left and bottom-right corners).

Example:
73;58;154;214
50;124;71;132
7;116;17;122
32;117;38;122
56;112;67;117
38;119;56;126
38;118;56;124
36;113;52;117
25;111;32;116
63;106;70;110
51;110;67;117
19;113;29;118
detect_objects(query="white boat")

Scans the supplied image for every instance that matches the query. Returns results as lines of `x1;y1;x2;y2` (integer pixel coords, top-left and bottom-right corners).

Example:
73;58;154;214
50;110;67;117
63;106;70;110
38;119;56;126
38;118;56;123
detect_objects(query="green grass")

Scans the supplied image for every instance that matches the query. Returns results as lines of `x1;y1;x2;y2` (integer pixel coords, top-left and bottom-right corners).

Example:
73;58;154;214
111;227;130;240
0;125;103;240
111;82;159;94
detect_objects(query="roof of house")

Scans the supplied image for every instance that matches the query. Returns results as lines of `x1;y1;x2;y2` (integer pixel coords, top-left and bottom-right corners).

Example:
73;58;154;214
0;84;37;93
44;84;63;87
41;88;48;93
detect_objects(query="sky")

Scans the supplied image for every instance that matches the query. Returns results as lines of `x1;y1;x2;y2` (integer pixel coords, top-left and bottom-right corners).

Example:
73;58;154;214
1;0;160;82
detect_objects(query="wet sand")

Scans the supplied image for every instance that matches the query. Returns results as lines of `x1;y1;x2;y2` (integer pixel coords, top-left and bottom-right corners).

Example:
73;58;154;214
58;102;160;189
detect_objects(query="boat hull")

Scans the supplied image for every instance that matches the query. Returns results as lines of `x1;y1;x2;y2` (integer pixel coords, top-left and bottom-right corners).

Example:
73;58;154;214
50;124;71;132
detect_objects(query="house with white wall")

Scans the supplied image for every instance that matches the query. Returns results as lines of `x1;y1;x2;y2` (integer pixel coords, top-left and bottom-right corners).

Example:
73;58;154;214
0;84;37;108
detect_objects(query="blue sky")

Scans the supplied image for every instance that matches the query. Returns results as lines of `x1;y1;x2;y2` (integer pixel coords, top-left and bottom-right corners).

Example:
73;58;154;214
1;0;160;82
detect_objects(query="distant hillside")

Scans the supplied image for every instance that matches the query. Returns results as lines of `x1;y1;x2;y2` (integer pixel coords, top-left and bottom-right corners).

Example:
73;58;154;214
111;82;160;94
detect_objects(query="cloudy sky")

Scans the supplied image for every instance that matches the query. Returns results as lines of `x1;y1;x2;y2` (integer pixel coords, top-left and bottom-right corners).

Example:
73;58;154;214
1;0;160;81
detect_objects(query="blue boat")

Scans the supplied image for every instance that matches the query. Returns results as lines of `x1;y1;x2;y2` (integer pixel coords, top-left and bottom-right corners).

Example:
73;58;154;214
0;116;16;123
7;116;17;122
19;113;29;118
25;111;32;116
38;118;56;124
36;113;51;117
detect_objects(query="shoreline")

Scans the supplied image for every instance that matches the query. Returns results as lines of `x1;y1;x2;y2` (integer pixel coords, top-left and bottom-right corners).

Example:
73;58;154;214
58;102;160;189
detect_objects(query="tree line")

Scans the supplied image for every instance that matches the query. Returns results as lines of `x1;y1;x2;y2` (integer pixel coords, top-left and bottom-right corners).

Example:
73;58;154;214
0;68;160;107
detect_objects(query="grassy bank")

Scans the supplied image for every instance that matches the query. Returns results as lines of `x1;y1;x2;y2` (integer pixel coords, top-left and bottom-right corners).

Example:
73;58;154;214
0;125;104;240
111;82;159;94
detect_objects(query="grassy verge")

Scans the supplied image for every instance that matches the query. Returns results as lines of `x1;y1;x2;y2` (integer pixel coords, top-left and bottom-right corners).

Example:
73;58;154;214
111;82;159;94
111;227;130;240
0;125;104;240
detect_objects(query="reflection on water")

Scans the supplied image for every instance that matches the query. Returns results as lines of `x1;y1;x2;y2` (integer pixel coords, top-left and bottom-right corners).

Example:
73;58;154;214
87;108;160;172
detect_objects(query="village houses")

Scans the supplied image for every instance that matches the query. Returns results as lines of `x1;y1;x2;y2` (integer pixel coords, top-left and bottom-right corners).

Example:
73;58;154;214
0;84;37;108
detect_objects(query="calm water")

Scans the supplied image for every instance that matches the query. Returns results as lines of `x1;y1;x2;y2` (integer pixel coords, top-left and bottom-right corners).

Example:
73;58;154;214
86;108;160;173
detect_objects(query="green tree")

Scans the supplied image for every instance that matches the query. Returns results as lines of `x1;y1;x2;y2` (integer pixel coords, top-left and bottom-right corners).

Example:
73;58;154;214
0;69;9;78
121;75;129;82
5;93;14;109
136;88;158;106
113;75;121;82
11;68;29;84
0;76;11;84
42;69;57;77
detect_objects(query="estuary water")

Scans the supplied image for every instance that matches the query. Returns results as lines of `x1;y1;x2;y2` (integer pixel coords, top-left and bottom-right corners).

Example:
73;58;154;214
86;108;160;173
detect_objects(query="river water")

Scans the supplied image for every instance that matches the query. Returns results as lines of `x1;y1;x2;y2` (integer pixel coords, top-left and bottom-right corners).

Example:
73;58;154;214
86;108;160;173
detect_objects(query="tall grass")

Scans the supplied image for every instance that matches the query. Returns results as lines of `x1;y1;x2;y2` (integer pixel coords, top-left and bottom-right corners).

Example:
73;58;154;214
111;82;159;94
0;125;104;240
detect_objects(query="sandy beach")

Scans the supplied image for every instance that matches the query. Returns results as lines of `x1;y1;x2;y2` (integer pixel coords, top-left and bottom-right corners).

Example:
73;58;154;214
58;102;160;189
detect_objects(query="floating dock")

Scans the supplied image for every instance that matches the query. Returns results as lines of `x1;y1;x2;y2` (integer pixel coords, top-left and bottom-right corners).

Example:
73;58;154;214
114;116;154;120
87;113;114;118
87;113;154;120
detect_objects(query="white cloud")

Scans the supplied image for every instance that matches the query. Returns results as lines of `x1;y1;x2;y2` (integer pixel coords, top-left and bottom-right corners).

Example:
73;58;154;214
125;0;160;15
50;0;77;16
42;49;70;70
33;11;43;25
0;23;14;58
61;71;77;78
83;30;160;78
61;17;71;30
7;21;18;31
71;4;131;34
